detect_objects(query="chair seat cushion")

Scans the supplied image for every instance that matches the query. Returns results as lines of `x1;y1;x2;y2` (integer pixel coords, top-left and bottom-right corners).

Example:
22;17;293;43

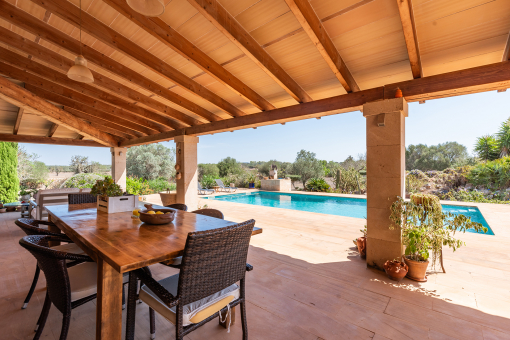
139;273;239;326
67;262;129;302
52;243;86;255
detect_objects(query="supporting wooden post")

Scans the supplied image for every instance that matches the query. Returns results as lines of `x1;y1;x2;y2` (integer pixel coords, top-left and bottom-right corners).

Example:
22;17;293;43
363;98;408;270
111;147;127;192
174;136;199;211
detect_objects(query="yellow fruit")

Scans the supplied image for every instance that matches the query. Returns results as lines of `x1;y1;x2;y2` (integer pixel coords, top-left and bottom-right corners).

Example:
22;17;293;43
132;209;140;217
146;210;156;215
155;211;164;215
165;212;171;214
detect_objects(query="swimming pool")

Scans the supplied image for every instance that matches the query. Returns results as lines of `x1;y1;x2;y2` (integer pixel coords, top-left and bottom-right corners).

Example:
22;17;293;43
207;192;494;235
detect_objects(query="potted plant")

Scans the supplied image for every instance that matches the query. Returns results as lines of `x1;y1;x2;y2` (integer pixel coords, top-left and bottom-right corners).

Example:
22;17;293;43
20;187;31;202
384;259;408;281
353;226;367;259
390;194;487;282
91;177;138;213
248;175;256;189
159;187;176;206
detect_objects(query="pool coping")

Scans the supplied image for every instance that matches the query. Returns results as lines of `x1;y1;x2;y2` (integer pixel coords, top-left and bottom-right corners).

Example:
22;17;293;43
204;190;503;236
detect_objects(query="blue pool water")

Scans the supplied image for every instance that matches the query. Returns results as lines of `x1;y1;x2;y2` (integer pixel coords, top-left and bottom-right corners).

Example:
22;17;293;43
207;192;494;235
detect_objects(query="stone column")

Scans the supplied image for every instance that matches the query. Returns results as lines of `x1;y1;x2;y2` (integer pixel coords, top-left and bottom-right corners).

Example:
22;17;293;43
363;97;408;270
174;135;199;211
110;147;127;192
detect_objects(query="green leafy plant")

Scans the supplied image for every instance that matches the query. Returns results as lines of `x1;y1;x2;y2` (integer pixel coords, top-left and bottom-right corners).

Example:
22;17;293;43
62;173;103;189
474;135;499;161
247;174;256;183
305;178;330;192
389;194;487;266
19;186;31;196
126;176;152;195
201;174;216;189
467;156;510;190
91;177;123;199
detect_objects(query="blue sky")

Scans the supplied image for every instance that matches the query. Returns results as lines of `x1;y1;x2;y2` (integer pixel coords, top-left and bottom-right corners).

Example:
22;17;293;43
22;90;510;165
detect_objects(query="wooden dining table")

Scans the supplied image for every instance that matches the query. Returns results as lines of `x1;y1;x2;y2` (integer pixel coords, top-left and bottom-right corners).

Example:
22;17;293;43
45;203;262;340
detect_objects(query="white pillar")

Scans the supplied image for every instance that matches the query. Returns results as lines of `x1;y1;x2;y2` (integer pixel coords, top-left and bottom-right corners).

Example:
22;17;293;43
363;98;408;270
174;136;199;211
110;147;127;192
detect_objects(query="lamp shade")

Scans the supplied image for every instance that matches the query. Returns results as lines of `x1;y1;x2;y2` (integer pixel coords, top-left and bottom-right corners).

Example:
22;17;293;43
127;0;165;17
67;55;94;83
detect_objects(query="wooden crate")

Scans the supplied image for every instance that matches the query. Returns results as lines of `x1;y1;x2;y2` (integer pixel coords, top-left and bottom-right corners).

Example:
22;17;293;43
97;195;138;213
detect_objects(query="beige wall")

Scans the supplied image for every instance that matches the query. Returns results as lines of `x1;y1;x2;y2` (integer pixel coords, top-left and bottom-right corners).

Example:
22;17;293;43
174;135;199;211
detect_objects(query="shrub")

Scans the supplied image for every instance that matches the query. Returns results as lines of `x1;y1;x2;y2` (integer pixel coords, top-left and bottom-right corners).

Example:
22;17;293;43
217;157;243;177
306;178;330;192
406;170;428;194
467;157;510;189
61;173;103;189
127;144;175;180
334;167;364;193
147;177;173;192
291;150;324;186
201;174;216;189
126;176;152;195
0;142;19;203
438;189;510;204
198;163;219;179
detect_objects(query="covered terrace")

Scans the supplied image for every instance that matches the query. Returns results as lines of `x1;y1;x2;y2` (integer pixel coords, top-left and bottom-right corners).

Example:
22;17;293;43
1;0;510;339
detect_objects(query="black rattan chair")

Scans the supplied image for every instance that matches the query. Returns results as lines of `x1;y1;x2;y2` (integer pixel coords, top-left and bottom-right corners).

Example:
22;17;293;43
15;218;82;309
19;235;98;340
165;203;188;211
68;193;97;204
161;209;225;269
126;219;255;340
191;208;224;220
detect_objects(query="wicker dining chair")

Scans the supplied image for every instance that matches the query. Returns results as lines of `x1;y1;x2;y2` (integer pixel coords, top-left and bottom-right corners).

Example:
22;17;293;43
19;235;100;340
15;218;84;309
68;193;97;204
191;208;224;220
160;209;225;269
125;219;255;340
165;203;188;211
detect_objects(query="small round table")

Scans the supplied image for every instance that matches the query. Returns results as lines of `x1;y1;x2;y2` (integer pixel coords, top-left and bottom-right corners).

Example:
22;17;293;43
212;186;220;192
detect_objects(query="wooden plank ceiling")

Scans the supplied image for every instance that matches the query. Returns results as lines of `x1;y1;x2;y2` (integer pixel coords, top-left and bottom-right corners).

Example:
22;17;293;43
0;0;509;147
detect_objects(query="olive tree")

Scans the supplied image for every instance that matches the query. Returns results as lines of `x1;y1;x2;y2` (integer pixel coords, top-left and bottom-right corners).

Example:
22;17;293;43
127;144;175;180
290;150;324;187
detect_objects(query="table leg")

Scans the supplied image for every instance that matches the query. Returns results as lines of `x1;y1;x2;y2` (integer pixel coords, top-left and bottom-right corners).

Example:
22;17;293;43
47;214;61;247
96;258;123;340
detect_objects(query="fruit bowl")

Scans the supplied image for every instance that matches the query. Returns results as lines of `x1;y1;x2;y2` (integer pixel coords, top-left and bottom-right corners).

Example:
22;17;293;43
138;208;176;225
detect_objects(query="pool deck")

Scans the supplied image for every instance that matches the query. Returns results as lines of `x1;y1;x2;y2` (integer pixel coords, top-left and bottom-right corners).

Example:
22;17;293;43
2;193;510;339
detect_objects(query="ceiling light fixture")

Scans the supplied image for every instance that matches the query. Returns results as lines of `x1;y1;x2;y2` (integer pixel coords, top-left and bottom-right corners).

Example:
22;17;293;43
127;0;165;17
67;0;94;83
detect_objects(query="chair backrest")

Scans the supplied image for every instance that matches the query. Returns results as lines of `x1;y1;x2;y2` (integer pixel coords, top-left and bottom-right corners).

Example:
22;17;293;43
177;219;255;305
36;188;91;219
15;218;62;237
197;182;203;190
19;235;78;314
165;203;188;211
68;193;97;205
191;208;224;220
215;179;225;188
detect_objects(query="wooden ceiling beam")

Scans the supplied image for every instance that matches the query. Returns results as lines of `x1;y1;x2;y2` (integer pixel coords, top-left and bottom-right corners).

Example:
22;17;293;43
13;107;24;135
0;63;154;136
29;0;242;119
0;27;188;129
0;133;105;147
396;0;422;79
283;0;359;92
0;1;211;124
61;107;136;140
502;31;510;61
105;0;275;112
0;76;118;147
122;60;510;146
47;123;58;137
0;47;170;134
25;85;145;139
188;0;313;104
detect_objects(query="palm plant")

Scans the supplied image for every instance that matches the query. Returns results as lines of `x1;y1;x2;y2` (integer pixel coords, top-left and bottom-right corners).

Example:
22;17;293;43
474;135;499;161
497;120;510;157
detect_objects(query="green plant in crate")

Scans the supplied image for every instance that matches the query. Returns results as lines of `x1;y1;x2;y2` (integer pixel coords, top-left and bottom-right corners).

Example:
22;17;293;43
91;176;123;200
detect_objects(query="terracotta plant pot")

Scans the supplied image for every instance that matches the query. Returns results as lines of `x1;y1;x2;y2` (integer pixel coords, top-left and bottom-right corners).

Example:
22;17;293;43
404;256;429;282
159;192;176;206
0;208;6;213
356;236;366;259
384;260;408;281
6;206;15;212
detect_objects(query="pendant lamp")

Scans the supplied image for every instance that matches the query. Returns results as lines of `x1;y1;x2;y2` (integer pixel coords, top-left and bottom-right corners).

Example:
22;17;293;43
67;0;94;83
127;0;165;17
